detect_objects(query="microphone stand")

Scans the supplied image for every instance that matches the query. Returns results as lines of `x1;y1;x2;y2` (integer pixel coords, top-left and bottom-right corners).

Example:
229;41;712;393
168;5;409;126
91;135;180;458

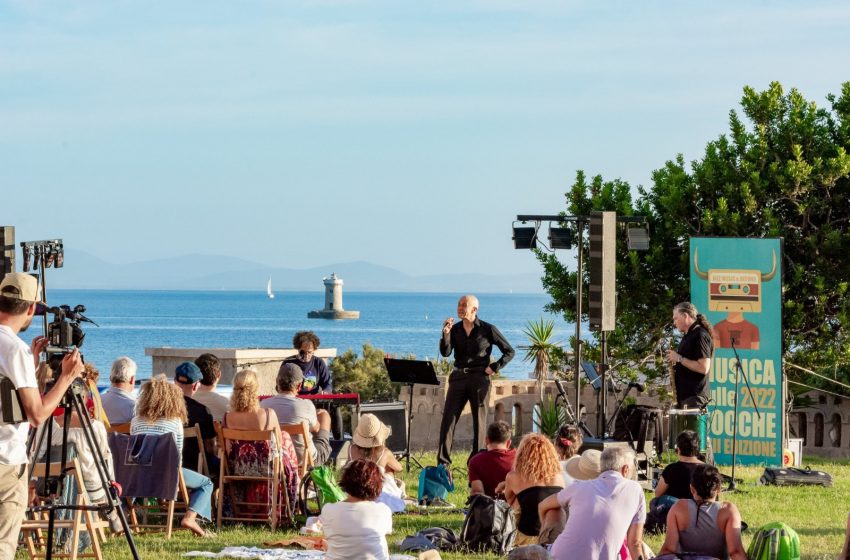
606;383;642;435
554;380;594;438
727;337;761;492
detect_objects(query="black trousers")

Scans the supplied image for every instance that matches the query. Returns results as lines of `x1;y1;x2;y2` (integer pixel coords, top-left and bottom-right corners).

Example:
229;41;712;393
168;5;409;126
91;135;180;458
437;369;491;465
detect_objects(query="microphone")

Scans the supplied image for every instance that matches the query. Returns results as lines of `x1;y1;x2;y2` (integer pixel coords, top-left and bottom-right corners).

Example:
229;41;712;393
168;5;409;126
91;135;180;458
628;381;646;392
554;379;568;398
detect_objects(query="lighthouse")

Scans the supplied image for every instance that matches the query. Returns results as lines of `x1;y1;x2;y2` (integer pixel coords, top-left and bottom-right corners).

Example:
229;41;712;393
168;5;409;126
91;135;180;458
307;272;360;320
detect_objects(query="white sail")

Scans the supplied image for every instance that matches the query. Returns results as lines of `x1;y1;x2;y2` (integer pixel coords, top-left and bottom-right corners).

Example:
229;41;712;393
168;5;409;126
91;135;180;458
267;277;275;299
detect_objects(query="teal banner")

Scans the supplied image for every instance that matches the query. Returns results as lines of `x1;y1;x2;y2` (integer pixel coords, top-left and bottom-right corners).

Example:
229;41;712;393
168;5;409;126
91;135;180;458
690;237;783;466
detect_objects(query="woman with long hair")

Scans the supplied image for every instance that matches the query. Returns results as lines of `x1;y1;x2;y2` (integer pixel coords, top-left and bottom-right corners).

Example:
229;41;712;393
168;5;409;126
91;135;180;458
131;375;214;537
499;432;564;546
221;369;298;524
658;464;747;560
554;424;583;484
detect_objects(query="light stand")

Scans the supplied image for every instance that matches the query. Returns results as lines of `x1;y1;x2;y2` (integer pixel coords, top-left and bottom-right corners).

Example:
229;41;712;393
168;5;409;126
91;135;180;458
727;337;761;492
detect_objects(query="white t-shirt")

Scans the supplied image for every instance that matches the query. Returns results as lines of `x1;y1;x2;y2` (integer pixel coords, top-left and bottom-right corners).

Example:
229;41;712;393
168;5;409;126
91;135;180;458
0;325;37;465
320;500;393;560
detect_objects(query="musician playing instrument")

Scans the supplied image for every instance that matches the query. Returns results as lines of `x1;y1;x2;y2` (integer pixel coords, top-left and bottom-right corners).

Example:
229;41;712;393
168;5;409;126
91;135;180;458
666;302;714;409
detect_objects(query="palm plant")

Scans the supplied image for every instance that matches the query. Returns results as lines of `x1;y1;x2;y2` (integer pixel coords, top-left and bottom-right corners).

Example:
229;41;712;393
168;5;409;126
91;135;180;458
521;318;562;403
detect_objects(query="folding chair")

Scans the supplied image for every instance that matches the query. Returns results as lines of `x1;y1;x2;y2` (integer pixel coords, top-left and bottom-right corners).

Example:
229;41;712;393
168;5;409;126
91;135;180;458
22;458;107;560
106;423;131;434
107;431;189;539
182;424;209;477
216;426;285;531
279;422;315;478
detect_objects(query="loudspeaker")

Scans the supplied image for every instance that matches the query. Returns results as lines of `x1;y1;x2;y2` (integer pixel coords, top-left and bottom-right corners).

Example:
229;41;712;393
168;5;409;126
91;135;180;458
355;401;408;454
588;211;616;332
0;226;14;279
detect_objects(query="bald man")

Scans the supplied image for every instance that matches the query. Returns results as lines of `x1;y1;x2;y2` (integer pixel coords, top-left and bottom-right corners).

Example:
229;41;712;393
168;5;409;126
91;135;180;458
438;295;515;465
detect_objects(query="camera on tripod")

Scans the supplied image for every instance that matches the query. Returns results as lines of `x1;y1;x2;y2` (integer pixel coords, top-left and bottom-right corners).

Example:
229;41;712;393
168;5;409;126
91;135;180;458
38;303;93;376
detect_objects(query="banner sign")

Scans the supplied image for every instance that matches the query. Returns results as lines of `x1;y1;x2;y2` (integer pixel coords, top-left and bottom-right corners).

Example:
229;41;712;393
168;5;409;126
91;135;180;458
690;237;783;466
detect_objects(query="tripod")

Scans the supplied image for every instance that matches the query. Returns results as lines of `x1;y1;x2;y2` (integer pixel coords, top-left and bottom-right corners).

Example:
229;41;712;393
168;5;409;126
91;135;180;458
726;337;760;492
554;379;594;437
28;377;140;560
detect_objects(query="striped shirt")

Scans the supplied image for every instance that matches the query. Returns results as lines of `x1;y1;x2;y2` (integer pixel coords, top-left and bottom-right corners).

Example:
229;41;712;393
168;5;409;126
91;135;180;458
130;417;184;457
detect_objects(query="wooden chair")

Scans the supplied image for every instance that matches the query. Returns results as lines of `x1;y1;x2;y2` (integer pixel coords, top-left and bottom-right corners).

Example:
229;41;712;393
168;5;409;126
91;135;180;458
106;423;130;434
182;424;208;477
279;422;314;478
22;458;107;560
216;426;284;531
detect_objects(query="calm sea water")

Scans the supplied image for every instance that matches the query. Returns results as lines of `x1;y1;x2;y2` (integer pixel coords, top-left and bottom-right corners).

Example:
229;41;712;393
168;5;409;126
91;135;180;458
39;290;572;380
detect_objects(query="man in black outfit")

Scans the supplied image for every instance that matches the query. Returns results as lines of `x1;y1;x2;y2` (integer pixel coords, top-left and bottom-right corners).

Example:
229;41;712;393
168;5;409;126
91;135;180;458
667;301;714;409
173;361;218;473
438;294;515;465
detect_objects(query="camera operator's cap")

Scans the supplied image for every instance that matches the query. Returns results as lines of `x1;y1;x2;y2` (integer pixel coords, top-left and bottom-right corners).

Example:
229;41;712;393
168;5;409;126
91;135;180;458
174;361;203;384
0;273;44;304
277;362;304;386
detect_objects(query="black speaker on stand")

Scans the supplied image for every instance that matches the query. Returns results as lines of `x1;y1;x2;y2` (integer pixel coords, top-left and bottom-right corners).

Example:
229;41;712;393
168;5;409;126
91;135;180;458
0;226;14;280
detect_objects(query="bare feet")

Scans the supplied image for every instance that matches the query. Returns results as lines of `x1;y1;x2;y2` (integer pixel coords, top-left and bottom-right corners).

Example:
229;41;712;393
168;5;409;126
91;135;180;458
180;512;207;537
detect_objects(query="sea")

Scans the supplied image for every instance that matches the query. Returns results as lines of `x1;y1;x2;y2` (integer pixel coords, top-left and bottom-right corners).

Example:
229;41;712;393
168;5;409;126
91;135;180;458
40;290;573;381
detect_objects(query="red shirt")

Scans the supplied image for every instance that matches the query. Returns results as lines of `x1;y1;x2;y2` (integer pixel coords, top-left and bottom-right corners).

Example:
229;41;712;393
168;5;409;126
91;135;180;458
467;447;516;497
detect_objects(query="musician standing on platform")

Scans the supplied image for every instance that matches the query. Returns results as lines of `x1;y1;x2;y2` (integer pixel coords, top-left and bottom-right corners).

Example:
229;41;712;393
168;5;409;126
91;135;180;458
438;294;515;466
667;302;714;409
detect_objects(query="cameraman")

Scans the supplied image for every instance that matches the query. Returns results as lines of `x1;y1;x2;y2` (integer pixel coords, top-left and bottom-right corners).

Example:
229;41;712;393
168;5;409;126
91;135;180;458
0;273;83;558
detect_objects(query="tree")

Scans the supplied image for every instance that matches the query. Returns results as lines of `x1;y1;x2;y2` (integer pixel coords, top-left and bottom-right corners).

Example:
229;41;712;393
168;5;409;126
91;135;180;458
538;82;850;389
330;343;408;402
521;318;562;402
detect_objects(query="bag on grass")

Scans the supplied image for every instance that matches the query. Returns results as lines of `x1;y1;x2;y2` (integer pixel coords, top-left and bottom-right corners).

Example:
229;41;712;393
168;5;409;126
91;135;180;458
758;466;833;487
417;464;454;503
298;465;346;515
459;493;516;554
746;521;801;560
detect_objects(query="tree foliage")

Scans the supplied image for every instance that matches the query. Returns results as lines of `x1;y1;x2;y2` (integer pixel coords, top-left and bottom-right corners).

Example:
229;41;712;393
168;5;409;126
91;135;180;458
538;82;850;389
330;343;408;402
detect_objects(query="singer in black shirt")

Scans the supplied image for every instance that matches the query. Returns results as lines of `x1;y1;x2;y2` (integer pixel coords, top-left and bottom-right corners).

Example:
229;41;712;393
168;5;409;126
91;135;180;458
667;302;714;408
437;295;515;465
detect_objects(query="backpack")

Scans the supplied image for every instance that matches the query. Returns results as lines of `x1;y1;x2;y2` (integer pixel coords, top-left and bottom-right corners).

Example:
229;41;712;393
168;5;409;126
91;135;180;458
298;465;346;515
747;521;801;560
417;465;454;504
458;493;517;554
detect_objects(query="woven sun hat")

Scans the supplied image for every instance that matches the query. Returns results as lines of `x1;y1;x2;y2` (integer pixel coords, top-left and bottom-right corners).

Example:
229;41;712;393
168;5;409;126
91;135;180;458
565;449;603;480
353;413;391;448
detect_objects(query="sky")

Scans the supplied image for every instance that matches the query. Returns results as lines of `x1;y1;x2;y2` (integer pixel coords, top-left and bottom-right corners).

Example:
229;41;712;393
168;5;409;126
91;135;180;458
1;0;848;279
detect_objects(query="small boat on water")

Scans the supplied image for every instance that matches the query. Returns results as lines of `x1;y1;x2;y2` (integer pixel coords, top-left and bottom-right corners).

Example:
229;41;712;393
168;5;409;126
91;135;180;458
266;277;275;299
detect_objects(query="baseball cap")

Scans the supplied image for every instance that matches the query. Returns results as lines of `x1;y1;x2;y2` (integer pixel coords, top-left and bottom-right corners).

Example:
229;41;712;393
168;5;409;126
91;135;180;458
0;273;44;304
174;361;203;384
277;362;304;387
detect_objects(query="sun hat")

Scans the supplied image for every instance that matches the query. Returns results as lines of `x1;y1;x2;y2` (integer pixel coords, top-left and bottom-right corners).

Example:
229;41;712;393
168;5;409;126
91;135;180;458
0;272;43;304
564;449;602;480
353;413;391;448
174;361;203;384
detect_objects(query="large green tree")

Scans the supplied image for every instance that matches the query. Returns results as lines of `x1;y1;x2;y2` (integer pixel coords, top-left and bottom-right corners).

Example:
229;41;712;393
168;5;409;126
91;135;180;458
538;82;850;390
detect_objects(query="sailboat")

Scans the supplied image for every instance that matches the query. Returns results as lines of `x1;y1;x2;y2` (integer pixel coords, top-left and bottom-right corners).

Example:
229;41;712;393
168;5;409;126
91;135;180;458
266;277;275;299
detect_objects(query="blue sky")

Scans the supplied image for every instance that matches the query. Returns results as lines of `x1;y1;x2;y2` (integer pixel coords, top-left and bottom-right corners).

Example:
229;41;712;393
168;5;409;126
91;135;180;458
1;1;847;278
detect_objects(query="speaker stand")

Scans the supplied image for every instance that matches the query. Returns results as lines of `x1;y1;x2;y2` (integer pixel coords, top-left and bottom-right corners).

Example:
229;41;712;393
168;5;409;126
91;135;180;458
400;382;423;472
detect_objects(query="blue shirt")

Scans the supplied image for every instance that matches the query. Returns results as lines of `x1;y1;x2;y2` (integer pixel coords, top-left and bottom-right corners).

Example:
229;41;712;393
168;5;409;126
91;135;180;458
100;386;136;424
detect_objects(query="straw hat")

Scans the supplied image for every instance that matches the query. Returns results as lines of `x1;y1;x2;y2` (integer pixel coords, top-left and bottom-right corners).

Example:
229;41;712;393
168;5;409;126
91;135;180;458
564;449;602;480
353;413;391;448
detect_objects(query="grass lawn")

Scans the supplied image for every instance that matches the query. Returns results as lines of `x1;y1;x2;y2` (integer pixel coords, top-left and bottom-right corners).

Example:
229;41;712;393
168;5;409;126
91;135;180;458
18;454;850;559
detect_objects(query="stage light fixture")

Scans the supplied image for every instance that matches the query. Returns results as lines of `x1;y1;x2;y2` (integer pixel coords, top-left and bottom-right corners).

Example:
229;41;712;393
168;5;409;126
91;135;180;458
22;245;31;272
55;244;64;268
627;226;650;251
548;226;572;250
512;224;538;250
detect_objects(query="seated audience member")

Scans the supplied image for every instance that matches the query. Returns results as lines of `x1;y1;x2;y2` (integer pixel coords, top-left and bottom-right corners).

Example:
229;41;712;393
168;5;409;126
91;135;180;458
541;447;645;560
553;425;583;485
100;357;137;424
131;375;214;537
539;448;602;546
320;459;393;560
658;464;746;560
655;430;703;499
349;413;405;512
261;362;332;468
173;361;218;473
192;353;230;422
468;420;516;498
285;331;332;394
499;433;564;546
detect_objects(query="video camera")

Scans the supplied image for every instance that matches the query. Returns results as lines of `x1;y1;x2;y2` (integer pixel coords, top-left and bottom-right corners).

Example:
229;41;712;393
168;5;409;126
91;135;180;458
36;303;96;375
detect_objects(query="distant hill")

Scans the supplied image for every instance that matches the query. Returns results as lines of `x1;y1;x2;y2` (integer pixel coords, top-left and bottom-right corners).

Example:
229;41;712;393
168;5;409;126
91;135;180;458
47;250;543;293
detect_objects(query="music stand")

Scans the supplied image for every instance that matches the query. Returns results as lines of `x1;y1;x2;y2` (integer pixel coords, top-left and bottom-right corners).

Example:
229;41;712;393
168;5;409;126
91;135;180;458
384;358;440;472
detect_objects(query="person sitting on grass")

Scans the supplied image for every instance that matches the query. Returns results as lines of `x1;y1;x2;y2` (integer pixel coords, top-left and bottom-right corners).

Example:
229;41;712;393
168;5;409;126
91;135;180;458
320;459;393;560
498;432;565;546
468;420;516;498
553;424;583;485
131;375;214;537
349;413;406;512
657;464;746;560
656;430;703;499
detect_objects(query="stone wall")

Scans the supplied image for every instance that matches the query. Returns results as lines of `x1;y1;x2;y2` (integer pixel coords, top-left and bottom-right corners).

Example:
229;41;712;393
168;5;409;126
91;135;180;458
146;347;337;395
792;392;850;459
